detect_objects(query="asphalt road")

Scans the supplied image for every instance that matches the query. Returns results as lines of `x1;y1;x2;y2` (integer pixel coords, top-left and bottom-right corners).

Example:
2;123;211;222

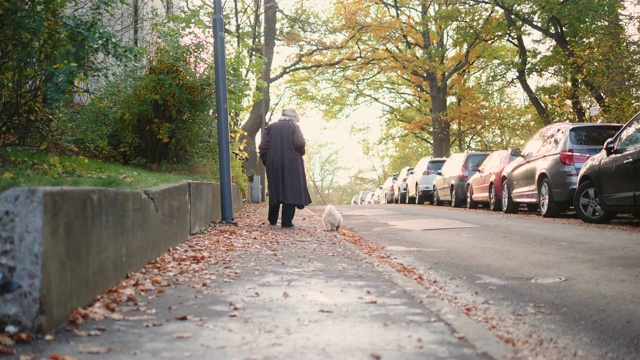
332;203;640;359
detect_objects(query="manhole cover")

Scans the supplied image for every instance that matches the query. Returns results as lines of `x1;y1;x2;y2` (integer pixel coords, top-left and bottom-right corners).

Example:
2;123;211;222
531;277;566;284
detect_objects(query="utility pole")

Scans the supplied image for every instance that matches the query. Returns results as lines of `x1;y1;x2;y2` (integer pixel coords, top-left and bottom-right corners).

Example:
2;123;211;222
213;0;235;224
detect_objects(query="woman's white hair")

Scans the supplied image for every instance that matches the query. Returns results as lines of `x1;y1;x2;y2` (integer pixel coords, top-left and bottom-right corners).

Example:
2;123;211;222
282;107;300;123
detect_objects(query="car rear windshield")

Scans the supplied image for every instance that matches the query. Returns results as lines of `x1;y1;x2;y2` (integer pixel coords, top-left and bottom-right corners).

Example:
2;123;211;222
466;154;488;168
570;126;621;146
428;161;445;170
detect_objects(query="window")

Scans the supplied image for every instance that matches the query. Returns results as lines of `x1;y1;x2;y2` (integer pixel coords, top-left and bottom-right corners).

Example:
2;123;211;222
617;117;640;149
538;127;564;155
479;152;501;171
441;154;464;176
571;126;620;146
522;129;545;157
428;160;445;171
465;154;488;170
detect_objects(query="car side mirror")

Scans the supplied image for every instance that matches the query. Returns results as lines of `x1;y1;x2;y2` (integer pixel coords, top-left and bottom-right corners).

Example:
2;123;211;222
604;138;615;155
510;148;521;157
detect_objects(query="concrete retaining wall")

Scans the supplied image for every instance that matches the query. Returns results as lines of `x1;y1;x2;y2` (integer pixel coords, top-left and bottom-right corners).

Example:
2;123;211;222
0;181;244;333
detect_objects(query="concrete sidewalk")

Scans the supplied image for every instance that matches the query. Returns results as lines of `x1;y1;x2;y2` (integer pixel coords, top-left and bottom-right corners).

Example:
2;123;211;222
11;204;515;359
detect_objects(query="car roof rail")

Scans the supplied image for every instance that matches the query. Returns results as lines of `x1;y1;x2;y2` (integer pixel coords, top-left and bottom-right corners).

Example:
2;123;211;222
465;149;495;153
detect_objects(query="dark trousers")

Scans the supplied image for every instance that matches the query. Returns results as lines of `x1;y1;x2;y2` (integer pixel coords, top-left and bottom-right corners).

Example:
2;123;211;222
268;203;296;227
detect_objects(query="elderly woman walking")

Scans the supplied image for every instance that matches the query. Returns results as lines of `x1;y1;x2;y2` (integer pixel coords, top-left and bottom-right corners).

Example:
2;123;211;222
258;107;312;227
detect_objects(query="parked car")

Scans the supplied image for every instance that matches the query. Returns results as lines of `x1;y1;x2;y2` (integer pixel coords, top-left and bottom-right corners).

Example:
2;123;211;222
380;175;397;204
433;151;490;207
501;122;623;217
574;112;640;223
393;166;414;203
364;191;377;204
351;195;359;205
466;150;517;211
372;185;383;204
406;157;447;204
358;190;372;205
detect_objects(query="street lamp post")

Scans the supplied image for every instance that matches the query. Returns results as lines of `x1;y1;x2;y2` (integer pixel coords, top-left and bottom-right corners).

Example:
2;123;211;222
213;0;235;224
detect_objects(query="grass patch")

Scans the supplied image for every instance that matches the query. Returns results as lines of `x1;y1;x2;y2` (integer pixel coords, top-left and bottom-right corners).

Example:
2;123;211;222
0;148;219;195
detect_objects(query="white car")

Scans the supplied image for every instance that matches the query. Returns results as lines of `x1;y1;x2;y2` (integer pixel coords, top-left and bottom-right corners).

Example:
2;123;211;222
406;157;447;204
379;176;397;204
372;185;383;204
364;191;377;204
392;167;414;203
358;190;372;205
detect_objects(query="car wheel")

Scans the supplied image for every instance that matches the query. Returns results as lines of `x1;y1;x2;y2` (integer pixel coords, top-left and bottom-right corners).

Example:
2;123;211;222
450;188;461;208
488;184;501;211
433;188;443;206
538;178;560;218
400;193;407;204
466;186;478;209
573;181;616;224
501;180;518;213
416;186;425;205
406;191;416;204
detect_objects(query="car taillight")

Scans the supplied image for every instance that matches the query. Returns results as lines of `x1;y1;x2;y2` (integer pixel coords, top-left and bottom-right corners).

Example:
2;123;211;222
459;167;469;179
560;150;590;165
402;177;407;182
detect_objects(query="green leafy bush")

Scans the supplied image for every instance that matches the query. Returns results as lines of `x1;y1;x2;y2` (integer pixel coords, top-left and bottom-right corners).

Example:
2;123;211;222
58;11;251;194
0;0;132;149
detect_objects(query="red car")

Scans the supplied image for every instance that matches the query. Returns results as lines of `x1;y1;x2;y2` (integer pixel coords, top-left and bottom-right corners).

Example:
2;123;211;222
466;150;517;211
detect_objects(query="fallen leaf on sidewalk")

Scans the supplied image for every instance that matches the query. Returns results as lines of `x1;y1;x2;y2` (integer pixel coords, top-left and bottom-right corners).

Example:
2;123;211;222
282;291;290;299
0;334;13;346
78;345;117;354
0;346;16;355
48;353;78;360
14;332;33;343
172;333;193;339
73;328;102;337
319;309;333;313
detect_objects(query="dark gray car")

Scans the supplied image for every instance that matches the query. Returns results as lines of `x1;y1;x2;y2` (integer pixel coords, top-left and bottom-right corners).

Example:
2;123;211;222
574;112;640;223
501;122;623;217
433;151;490;207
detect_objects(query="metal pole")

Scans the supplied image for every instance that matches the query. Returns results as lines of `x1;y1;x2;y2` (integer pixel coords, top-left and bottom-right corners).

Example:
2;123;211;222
260;99;266;202
213;0;235;224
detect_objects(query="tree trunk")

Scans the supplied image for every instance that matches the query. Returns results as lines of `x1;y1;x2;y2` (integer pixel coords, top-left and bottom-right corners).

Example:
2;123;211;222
505;11;550;125
240;0;277;177
430;79;451;158
570;75;586;122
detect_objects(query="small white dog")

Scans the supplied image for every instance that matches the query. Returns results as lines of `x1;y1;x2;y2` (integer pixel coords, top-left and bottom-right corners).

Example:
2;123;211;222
322;205;343;231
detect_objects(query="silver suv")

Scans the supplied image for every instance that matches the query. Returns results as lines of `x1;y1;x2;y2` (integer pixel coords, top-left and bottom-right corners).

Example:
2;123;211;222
501;122;622;217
